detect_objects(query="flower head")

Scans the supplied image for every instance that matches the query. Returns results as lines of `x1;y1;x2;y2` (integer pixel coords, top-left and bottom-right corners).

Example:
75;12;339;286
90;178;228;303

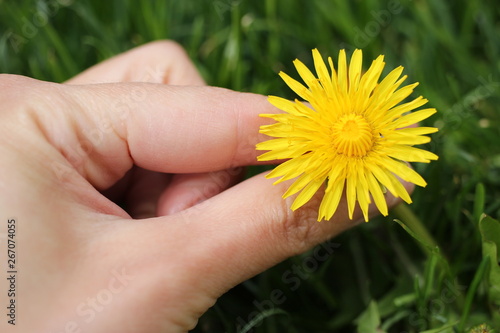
256;49;438;222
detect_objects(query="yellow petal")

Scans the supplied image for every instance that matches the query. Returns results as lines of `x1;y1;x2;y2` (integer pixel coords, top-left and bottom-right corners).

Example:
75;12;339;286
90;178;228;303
328;56;338;91
279;71;312;101
294;58;319;90
312;48;334;95
319;178;345;221
382;157;427;187
396;127;439;136
384;133;432;145
325;156;348;192
384;145;439;162
381;95;428;122
348;49;363;94
283;173;313;198
352;56;385;116
391;108;437;128
384;168;412;203
265;156;306;182
355;168;371;222
372;66;404;103
346;171;357;220
258;123;294;137
255;138;292;151
337;49;348;94
360;55;385;95
257;144;309;161
366;172;388;216
366;163;399;198
291;178;325;210
373;82;419;121
268;96;308;116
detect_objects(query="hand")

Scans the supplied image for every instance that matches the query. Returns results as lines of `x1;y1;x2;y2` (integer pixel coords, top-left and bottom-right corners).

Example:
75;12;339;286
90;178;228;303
0;41;412;332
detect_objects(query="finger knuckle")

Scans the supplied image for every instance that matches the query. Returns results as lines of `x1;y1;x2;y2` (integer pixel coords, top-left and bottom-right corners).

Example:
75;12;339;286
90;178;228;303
270;196;319;256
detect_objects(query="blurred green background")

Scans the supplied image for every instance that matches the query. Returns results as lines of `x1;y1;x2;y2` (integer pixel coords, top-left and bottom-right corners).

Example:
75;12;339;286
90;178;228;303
1;0;500;332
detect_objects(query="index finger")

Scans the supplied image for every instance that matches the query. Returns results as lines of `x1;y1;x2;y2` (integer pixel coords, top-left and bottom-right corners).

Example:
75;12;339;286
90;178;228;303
39;81;275;188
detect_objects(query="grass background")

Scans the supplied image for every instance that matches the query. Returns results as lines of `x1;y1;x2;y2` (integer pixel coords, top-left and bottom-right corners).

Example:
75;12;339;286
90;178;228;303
1;0;500;332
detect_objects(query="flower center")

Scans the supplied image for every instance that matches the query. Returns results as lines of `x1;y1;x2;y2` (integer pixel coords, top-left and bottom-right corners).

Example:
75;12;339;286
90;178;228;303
331;114;374;157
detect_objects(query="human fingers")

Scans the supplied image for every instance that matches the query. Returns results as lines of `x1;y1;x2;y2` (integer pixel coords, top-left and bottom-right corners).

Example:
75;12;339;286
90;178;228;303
64;40;213;215
31;80;272;190
65;41;247;215
117;171;414;303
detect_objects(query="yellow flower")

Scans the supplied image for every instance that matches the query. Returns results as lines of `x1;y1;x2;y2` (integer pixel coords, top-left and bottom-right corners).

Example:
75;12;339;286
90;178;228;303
256;49;438;222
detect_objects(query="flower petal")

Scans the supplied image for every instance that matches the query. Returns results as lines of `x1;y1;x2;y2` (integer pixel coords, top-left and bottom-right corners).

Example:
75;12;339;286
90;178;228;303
279;71;312;101
346;171;357;219
268;96;309;116
337;49;348;94
349;49;363;94
391;108;437;128
313;48;334;95
367;172;388;216
383;145;439;162
294;58;319;91
291;178;325;211
382;157;427;187
382;96;428;123
319;178;345;221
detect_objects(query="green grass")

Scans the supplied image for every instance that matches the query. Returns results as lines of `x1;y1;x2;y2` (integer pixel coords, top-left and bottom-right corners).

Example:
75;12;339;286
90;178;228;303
1;0;500;332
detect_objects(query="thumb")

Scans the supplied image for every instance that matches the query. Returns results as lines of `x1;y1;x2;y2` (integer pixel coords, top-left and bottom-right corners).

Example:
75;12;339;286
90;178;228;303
145;171;414;294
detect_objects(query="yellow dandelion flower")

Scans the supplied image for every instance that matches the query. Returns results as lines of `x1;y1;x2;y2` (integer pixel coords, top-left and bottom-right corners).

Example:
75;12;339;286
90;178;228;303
256;49;439;222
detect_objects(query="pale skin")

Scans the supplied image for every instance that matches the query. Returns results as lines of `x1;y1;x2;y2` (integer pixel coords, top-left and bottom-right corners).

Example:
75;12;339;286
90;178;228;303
0;41;413;332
